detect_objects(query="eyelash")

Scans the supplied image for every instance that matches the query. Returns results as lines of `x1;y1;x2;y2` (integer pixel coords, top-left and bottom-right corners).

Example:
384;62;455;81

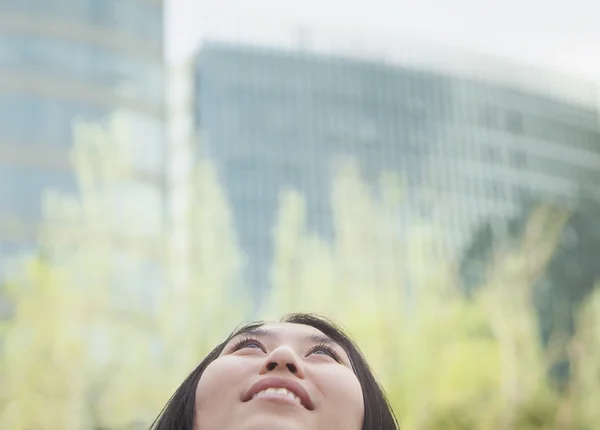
231;336;266;353
231;337;341;362
309;342;341;362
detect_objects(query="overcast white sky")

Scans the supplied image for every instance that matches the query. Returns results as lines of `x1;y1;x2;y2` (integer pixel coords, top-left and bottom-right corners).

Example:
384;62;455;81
166;0;600;83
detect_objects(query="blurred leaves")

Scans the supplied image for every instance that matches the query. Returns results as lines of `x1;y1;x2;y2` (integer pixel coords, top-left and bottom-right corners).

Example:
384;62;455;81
0;261;93;430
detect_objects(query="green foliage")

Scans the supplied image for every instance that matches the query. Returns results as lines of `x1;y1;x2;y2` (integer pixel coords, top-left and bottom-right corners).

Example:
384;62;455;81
512;391;559;430
423;407;477;430
0;261;94;429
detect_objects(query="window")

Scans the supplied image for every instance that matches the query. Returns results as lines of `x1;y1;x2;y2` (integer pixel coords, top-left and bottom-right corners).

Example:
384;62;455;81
517;186;532;202
53;0;90;20
484;146;501;163
0;0;22;10
509;151;527;168
506;111;524;134
418;201;433;219
0;167;75;218
0;168;22;214
20;98;44;143
89;0;116;23
0;36;20;66
0;94;24;142
479;105;500;129
486;181;505;199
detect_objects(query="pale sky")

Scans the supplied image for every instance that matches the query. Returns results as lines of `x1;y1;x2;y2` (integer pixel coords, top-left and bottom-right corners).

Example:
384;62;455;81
166;0;600;83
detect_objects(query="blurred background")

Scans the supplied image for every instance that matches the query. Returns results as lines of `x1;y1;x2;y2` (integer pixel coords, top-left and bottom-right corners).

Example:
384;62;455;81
1;1;600;429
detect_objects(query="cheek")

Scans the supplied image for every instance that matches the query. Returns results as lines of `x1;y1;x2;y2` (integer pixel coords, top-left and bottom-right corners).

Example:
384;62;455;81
195;357;247;411
316;366;364;416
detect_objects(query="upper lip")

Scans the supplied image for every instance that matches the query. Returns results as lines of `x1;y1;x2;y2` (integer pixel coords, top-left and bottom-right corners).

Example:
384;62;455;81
243;376;314;410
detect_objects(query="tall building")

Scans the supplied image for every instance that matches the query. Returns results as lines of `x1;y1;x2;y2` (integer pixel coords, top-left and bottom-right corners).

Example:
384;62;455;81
0;0;165;279
193;40;600;297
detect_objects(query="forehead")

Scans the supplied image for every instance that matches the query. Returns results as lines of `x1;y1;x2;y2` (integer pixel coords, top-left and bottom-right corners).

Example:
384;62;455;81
236;322;330;341
246;322;328;340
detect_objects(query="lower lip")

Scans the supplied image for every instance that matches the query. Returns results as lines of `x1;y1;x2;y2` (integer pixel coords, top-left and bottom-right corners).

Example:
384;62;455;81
253;393;303;408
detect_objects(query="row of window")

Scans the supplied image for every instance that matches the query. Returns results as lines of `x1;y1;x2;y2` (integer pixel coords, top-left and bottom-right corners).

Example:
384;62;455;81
198;52;600;153
207;132;597;199
478;146;528;167
477;106;599;151
202;98;438;145
0;168;77;218
220;181;540;259
430;163;583;200
199;90;599;157
0;0;163;44
0;34;163;107
215;153;588;218
199;49;455;109
199;52;598;123
0;95;165;173
0;94;106;147
0;167;163;234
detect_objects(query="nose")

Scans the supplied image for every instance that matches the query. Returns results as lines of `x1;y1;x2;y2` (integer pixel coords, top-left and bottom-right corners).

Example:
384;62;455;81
259;345;305;378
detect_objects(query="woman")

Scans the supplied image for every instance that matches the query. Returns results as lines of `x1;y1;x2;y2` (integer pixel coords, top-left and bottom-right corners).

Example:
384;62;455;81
150;313;399;429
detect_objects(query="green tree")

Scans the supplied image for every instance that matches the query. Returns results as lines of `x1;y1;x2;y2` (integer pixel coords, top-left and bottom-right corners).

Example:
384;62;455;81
266;159;572;430
568;283;600;429
0;116;247;429
0;261;93;429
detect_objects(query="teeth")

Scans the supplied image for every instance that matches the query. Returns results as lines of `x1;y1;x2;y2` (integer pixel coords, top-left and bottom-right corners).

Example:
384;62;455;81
252;387;302;405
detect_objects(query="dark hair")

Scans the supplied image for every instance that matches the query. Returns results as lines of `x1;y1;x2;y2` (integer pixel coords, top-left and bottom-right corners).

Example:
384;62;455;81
149;313;399;430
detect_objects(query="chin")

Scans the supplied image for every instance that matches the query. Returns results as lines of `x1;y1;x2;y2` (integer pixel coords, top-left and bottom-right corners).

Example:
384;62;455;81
236;413;309;430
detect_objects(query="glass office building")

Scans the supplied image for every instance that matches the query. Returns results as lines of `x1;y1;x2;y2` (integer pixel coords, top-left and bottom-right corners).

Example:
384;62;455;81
0;0;165;281
194;40;600;295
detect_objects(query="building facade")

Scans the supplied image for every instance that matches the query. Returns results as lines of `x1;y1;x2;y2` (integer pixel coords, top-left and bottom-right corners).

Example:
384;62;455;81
0;0;165;281
193;40;600;296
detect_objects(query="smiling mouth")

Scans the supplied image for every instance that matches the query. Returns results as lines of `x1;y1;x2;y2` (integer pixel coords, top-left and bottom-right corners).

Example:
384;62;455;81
243;376;314;410
252;387;303;406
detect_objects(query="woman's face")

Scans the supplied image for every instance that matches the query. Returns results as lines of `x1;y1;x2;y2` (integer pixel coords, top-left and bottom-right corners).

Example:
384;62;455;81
194;322;364;430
